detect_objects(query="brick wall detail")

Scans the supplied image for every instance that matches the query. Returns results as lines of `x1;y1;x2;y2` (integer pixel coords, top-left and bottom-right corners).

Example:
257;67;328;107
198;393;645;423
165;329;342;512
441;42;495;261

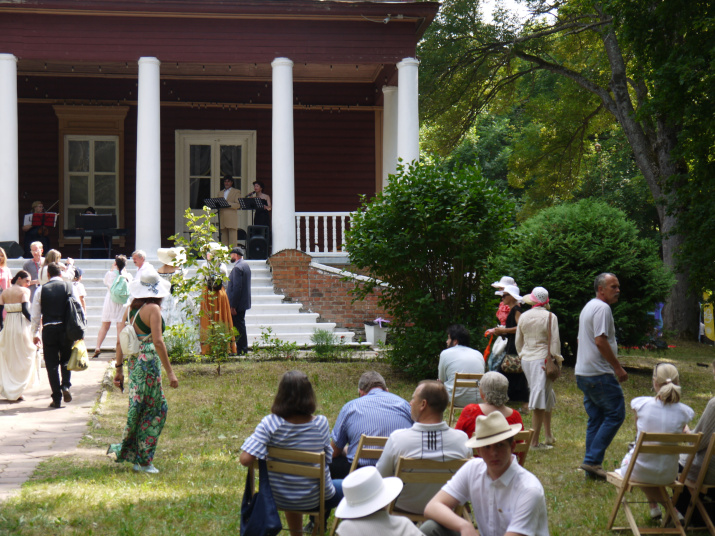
269;249;389;330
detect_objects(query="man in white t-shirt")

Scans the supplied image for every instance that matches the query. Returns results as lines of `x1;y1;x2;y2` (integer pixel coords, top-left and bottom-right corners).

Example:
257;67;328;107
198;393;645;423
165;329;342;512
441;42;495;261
575;272;628;480
376;380;470;514
438;325;484;408
421;412;549;536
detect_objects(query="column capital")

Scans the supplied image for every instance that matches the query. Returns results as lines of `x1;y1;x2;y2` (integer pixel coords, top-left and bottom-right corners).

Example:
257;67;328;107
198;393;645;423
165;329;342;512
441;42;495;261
271;57;294;68
0;53;17;63
138;57;161;66
397;57;420;69
382;85;398;95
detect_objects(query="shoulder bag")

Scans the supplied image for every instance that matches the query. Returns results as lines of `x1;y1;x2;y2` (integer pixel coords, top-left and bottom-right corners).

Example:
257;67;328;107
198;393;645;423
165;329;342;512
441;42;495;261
500;352;523;374
241;458;282;536
544;311;562;382
119;305;148;356
67;339;89;371
64;282;87;342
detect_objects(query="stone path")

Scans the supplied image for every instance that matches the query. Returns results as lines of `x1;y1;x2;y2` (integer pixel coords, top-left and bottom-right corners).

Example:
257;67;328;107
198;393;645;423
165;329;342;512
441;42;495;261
0;354;111;503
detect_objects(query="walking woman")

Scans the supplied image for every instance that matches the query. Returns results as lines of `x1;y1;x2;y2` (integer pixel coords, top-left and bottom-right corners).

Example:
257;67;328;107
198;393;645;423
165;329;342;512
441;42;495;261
516;287;561;449
93;255;132;358
108;267;179;474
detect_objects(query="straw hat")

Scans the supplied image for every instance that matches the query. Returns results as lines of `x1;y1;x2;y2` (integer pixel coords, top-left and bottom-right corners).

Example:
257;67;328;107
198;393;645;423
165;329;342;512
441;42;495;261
128;266;171;299
334;467;404;519
465;411;522;449
157;247;186;267
523;286;550;308
491;276;516;289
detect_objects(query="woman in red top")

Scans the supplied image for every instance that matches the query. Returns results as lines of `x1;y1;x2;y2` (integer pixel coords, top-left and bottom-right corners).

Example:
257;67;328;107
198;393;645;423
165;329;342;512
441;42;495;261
455;371;525;463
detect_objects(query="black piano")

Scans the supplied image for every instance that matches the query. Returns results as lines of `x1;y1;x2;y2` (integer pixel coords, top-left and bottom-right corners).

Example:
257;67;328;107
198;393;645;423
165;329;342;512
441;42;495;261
64;214;128;258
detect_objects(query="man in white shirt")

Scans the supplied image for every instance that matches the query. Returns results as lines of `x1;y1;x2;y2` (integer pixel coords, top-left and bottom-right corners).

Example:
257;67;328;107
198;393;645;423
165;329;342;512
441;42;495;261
132;250;148;279
376;380;470;514
422;412;549;536
438;325;484;407
575;272;627;480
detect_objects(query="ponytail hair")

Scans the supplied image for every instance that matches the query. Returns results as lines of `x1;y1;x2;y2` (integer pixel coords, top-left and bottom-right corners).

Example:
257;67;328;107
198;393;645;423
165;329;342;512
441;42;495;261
653;363;681;405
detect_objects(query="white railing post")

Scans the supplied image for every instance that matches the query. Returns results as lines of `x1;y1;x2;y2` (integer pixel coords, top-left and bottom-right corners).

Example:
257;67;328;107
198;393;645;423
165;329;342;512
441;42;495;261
294;212;352;256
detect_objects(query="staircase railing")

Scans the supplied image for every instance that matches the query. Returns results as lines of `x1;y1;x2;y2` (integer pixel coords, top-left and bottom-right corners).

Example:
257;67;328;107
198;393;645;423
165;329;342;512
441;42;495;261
295;212;352;256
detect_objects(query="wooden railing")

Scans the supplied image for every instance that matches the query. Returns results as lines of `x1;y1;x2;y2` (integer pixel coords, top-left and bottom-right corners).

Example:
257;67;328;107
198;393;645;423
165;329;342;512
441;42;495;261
295;212;352;255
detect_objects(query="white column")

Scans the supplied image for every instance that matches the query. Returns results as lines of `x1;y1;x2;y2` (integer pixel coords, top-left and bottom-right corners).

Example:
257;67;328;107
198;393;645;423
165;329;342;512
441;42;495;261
135;57;162;259
271;57;296;252
0;54;18;243
382;85;398;187
397;57;420;166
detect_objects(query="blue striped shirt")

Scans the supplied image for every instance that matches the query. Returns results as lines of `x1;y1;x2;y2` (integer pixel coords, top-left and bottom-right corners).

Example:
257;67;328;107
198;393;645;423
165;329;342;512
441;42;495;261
241;414;336;510
331;388;413;466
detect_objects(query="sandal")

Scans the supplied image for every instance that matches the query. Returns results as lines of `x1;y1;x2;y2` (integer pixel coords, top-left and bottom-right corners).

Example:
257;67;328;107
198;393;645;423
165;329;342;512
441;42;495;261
92;349;101;359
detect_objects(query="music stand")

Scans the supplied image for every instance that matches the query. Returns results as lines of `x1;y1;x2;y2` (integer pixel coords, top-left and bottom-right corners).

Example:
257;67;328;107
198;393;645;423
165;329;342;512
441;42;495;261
238;198;266;225
204;197;232;243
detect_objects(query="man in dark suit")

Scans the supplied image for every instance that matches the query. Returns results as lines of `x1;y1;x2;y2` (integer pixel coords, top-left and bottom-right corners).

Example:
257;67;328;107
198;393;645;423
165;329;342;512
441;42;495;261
30;262;75;408
227;247;251;354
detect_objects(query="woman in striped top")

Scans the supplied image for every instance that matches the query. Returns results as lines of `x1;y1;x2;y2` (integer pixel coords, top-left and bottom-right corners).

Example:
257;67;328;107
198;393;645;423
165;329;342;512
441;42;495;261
240;370;343;535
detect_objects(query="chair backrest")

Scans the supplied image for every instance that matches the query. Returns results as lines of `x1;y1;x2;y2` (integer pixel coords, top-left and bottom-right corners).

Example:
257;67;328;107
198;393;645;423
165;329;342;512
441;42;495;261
389;456;470;521
265;446;327;535
447;373;483;426
472;428;534;466
349;434;388;473
682;433;715;531
621;432;702;484
685;433;715;489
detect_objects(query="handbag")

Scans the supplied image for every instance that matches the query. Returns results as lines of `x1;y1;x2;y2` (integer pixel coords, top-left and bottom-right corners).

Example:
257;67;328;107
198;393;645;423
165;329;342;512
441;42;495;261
500;353;522;374
488;335;508;372
64;283;87;342
119;305;147;357
241;459;282;536
544;311;562;382
67;339;89;371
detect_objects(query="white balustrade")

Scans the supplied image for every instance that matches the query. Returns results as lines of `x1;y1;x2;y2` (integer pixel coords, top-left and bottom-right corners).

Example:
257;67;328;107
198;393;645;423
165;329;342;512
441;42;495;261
295;212;352;255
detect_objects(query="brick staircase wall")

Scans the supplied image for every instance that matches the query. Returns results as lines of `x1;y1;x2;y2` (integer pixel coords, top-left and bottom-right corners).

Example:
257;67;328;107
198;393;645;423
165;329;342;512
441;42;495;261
269;249;390;331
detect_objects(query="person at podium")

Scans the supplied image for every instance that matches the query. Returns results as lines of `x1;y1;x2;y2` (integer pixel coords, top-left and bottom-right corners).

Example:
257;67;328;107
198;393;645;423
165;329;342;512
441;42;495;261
217;176;242;248
22;201;51;258
247;180;272;229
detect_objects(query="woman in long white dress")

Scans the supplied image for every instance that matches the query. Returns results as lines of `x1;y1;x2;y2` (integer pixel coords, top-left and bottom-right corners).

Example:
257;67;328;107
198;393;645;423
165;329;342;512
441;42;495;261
0;270;39;402
93;255;133;358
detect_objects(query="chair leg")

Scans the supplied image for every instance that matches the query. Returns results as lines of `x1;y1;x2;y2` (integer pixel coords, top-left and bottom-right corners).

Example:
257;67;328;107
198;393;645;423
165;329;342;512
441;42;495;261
607;484;628;530
697;500;715;536
621;499;642;536
328;517;340;536
659;486;686;536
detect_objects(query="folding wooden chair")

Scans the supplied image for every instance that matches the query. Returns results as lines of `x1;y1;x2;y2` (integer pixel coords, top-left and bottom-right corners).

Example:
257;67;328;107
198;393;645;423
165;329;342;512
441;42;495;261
349;434;388;473
264;446;327;536
471;428;533;466
682;433;715;535
606;432;702;536
388;456;471;523
447;373;483;426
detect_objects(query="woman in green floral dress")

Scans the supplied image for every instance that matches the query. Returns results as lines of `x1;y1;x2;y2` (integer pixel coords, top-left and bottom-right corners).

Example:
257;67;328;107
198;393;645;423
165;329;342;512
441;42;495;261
108;267;179;474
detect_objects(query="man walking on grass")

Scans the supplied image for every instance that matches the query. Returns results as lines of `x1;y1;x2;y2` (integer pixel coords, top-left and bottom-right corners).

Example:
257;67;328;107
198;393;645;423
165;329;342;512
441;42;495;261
575;272;627;479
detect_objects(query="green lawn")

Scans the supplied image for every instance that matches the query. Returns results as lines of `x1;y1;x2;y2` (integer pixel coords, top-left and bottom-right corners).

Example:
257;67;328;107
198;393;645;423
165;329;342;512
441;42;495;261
2;343;715;535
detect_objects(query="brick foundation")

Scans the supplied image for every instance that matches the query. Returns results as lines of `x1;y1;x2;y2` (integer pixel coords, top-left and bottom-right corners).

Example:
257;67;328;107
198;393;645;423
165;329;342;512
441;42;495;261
269;249;390;331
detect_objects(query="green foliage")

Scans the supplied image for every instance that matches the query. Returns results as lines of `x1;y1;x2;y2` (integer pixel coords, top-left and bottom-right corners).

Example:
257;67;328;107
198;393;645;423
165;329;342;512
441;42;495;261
310;329;337;357
164;323;199;364
346;160;515;378
491;199;673;363
202;321;239;375
252;327;302;360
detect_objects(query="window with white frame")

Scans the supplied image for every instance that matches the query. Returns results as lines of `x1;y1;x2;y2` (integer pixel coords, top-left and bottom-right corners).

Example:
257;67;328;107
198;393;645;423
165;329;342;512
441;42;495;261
64;136;119;229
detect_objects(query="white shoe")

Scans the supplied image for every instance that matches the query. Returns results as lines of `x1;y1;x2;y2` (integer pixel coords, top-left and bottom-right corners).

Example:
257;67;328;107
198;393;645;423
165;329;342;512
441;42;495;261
133;463;160;474
650;506;662;520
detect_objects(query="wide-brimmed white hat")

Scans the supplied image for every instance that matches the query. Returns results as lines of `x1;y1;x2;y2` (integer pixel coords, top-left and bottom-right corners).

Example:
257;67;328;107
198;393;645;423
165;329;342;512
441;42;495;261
128;266;171;299
157;247;186;267
523;286;550;308
491;276;516;289
334;467;404;519
466;411;522;449
497;284;522;302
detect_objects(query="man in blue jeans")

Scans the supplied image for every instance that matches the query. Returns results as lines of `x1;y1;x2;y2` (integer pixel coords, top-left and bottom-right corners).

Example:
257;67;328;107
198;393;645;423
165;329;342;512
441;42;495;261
575;273;628;479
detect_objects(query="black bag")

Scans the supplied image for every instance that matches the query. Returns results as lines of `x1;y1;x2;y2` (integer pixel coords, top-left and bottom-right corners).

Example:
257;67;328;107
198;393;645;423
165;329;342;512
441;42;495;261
65;284;87;342
241;459;282;536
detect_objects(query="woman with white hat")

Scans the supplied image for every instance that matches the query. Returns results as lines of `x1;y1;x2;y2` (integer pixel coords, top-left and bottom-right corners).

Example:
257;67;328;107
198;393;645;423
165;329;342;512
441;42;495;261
334;467;423;536
516;286;562;449
491;276;516;326
156;246;187;326
492;285;530;415
108;267;178;474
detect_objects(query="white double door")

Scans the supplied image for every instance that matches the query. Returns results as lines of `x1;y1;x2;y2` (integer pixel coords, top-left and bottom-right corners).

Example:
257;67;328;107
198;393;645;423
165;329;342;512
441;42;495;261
175;130;257;238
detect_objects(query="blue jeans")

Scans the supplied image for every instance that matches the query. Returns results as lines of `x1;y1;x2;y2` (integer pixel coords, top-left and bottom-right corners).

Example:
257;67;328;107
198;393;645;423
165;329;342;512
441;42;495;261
576;374;626;466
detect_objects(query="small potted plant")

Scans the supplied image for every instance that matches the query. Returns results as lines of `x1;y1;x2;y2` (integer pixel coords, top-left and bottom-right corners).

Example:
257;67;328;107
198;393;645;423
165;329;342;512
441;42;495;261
364;317;390;346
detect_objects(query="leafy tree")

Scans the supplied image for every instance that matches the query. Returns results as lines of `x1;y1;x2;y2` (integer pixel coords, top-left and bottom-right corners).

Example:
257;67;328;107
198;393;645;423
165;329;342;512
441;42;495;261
419;0;714;335
491;199;673;364
345;160;514;378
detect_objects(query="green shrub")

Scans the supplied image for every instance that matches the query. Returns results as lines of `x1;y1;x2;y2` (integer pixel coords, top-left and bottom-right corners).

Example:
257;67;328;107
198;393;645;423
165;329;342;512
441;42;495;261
164;323;199;364
310;329;337;357
491;199;673;364
346;160;514;378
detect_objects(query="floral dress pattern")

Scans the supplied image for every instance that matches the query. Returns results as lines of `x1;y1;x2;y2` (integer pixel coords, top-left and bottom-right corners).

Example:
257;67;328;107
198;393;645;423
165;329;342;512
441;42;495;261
108;335;168;466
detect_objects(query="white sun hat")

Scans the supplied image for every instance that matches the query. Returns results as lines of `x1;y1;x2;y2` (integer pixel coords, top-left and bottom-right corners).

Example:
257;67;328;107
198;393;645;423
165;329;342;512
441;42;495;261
334;467;404;519
157;247;186;267
465;411;522;449
491;276;516;289
128;266;171;299
500;284;523;302
523;286;550;308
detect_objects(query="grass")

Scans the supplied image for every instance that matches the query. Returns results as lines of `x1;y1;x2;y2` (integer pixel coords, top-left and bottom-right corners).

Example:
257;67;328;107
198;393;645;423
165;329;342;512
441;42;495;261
2;343;715;535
